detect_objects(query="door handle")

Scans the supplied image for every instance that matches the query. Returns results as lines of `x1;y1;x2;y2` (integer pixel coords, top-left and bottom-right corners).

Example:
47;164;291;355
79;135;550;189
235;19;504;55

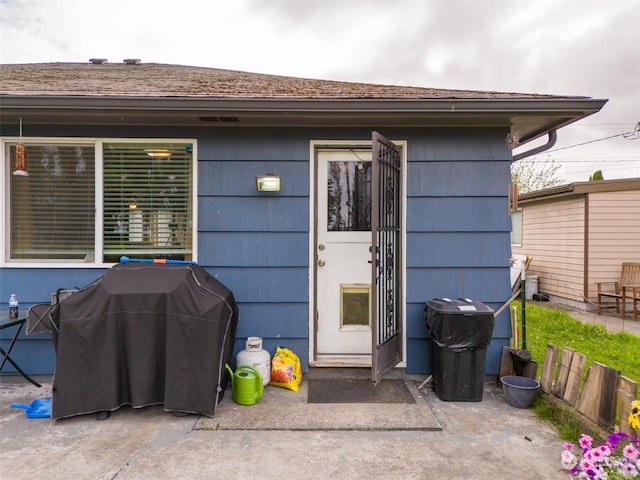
318;259;326;267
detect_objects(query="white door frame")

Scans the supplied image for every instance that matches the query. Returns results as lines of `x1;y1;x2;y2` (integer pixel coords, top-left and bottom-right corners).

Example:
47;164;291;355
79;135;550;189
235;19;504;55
308;139;407;367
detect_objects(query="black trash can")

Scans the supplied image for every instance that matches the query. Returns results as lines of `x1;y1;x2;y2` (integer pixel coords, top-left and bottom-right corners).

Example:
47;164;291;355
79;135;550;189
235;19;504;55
424;298;495;401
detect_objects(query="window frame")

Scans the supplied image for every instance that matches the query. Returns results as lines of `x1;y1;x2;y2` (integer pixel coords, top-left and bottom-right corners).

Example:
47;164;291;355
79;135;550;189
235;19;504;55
2;137;198;268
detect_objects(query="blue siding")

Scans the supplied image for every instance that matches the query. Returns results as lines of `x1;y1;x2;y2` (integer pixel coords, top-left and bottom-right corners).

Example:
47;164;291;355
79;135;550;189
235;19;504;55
2;125;515;377
197;128;312;161
232;303;309;369
406;127;511;161
403;128;513;374
205;268;308;303
0;268;106;304
196;129;312;370
407;197;511;231
198;197;309;232
200;232;308;266
407;232;511;267
0;327;56;375
407;161;508;196
199;161;309;197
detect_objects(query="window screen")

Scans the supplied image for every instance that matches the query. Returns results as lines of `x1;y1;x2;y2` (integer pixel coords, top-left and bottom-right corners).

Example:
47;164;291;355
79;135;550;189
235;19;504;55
102;142;193;263
8;143;95;260
6;140;194;264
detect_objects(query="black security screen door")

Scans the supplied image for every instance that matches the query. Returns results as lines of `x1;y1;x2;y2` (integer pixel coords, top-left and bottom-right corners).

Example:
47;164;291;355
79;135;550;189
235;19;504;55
371;131;403;383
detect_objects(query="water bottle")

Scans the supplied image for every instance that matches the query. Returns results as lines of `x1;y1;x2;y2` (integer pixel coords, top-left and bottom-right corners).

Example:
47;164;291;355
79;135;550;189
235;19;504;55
8;294;19;320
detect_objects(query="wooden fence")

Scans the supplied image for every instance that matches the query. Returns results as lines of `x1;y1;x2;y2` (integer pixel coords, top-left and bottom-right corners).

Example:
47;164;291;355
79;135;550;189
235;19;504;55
541;344;637;435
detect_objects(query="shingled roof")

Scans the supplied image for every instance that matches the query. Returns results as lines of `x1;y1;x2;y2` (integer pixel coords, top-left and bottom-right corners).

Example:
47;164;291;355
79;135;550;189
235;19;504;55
1;61;564;100
0;61;607;144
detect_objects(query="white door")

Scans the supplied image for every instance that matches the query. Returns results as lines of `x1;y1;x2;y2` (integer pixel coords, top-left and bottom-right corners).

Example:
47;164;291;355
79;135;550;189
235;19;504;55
316;149;372;360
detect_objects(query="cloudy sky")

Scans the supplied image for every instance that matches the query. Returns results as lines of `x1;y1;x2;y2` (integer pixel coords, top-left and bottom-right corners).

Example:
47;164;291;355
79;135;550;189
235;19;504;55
1;0;638;182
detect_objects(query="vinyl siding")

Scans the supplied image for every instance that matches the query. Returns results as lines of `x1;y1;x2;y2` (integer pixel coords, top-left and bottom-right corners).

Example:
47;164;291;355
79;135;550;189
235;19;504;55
512;197;586;302
196;128;311;368
514;185;640;309
404;130;513;375
586;191;640;301
2;125;514;376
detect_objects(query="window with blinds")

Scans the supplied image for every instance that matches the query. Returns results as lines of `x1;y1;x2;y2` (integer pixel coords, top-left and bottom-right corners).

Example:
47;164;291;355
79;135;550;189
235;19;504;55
102;142;193;263
6;140;194;263
8;143;95;260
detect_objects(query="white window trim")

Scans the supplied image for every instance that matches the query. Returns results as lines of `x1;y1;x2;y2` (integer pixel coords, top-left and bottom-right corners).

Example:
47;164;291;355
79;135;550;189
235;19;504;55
1;137;198;268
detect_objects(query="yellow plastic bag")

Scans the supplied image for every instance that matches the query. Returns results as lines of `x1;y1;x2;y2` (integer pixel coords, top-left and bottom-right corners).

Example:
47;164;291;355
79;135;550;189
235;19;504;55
269;346;302;392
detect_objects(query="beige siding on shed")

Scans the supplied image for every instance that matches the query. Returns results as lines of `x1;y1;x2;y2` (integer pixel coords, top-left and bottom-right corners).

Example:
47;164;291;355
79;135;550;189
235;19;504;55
587;191;640;302
512;197;586;302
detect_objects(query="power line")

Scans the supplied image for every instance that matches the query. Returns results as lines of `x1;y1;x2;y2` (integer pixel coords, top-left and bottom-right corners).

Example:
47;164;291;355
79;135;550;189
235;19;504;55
550;158;640;163
544;121;640;154
528;155;639;164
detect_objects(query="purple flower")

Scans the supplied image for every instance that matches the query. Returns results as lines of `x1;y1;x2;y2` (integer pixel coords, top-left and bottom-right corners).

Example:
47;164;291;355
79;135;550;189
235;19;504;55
619;461;639;476
562;432;640;479
608;432;621;447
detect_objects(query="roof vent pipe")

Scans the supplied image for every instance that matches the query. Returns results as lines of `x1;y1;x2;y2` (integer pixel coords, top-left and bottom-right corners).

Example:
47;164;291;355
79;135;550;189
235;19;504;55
89;58;108;64
124;59;141;65
512;130;557;162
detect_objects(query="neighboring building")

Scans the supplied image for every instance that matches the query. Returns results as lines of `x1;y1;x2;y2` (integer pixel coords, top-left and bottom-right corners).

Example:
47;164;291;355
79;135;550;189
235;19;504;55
512;178;640;310
0;61;606;379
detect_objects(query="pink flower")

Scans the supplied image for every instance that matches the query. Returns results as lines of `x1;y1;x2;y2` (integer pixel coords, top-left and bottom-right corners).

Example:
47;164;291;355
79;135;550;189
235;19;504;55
579;458;595;472
561;432;640;479
584;448;599;462
623;443;639;460
579;434;593;450
596;444;612;456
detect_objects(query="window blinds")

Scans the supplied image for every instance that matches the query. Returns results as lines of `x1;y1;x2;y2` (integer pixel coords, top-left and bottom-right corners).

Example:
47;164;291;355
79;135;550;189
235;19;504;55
102;143;193;262
7;141;193;263
9;143;95;260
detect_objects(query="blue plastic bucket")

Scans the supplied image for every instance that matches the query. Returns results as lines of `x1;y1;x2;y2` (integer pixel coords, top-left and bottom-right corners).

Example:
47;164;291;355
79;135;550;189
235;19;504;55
500;376;540;409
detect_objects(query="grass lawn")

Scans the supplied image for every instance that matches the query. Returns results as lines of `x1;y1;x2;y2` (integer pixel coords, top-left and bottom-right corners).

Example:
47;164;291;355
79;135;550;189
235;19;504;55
514;301;640;384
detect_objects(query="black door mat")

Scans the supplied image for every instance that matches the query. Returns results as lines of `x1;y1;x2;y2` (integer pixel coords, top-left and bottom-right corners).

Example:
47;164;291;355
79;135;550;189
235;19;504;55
308;378;415;404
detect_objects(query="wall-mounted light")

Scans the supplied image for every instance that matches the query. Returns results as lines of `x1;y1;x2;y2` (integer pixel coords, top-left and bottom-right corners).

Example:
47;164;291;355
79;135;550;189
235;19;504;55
255;174;281;192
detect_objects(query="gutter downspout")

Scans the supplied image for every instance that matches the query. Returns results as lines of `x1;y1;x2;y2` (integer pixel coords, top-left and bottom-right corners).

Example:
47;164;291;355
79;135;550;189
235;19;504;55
512;130;557;162
509;129;557;350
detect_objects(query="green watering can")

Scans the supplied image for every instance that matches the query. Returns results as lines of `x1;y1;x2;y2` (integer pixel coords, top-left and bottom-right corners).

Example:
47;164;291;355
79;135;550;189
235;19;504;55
225;364;264;406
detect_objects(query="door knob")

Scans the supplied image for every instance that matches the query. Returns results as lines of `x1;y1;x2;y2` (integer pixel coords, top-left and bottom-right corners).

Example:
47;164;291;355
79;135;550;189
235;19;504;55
318;259;326;267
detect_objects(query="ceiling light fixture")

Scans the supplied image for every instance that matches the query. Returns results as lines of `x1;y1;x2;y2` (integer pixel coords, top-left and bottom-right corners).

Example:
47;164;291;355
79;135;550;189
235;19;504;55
144;148;172;158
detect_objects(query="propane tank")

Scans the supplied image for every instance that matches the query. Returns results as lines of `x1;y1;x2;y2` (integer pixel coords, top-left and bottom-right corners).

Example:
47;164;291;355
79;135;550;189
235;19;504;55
236;337;271;386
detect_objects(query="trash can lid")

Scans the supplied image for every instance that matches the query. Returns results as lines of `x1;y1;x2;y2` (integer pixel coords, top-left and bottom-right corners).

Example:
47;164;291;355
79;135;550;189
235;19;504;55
424;298;495;348
425;297;495;315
